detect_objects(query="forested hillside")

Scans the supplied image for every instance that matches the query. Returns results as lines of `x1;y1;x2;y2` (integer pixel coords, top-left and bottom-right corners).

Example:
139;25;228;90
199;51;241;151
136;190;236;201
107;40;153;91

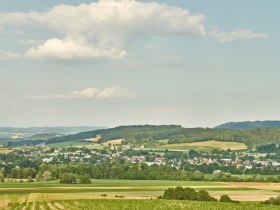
216;121;280;129
6;125;280;147
46;125;280;147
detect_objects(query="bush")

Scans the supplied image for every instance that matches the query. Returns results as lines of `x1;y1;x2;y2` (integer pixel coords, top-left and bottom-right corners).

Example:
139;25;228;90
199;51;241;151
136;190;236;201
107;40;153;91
197;190;217;201
263;196;280;205
59;173;78;184
219;194;239;203
79;174;91;184
162;187;216;202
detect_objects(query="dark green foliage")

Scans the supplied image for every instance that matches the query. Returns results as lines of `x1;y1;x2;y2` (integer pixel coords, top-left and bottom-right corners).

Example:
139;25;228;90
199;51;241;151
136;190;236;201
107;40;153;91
216;121;280;129
162;187;216;201
79;174;92;184
219;194;239;203
197;190;217;201
264;196;280;205
256;144;277;153
59;173;78;184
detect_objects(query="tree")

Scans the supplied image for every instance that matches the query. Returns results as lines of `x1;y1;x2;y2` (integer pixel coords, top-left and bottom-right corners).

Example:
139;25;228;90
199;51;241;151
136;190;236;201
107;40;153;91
219;195;231;202
219;194;239;203
0;173;4;183
80;174;91;184
59;173;78;184
191;170;205;181
42;171;52;181
197;190;216;201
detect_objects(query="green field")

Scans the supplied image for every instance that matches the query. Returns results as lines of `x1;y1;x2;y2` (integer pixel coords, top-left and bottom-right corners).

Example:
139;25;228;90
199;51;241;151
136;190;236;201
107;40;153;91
3;199;280;210
48;141;91;147
0;179;279;204
0;180;223;188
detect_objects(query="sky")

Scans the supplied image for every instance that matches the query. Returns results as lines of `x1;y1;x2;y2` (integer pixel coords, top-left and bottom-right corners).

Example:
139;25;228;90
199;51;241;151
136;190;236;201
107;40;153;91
0;0;279;128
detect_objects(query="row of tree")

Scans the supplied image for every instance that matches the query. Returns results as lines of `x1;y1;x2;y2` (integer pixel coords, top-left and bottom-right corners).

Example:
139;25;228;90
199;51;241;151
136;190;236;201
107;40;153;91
161;187;238;203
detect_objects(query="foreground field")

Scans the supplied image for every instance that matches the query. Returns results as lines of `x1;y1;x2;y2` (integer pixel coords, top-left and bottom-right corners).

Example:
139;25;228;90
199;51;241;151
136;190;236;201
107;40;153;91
155;140;247;151
0;180;279;203
3;199;280;210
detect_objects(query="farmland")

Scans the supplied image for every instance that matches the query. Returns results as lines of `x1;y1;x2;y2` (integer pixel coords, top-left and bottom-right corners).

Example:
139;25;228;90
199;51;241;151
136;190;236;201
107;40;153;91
154;140;247;151
0;180;279;204
0;148;14;154
3;198;280;210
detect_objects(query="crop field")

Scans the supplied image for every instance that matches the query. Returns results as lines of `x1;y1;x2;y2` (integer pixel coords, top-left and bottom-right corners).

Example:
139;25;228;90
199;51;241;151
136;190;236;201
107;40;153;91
3;199;280;210
0;148;14;154
0;180;279;204
102;139;124;147
155;140;247;151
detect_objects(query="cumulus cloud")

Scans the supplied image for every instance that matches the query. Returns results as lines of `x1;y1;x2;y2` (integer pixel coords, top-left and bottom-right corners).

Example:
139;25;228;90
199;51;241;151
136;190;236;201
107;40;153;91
27;86;136;99
72;88;99;98
0;0;205;60
209;28;268;43
97;86;136;98
0;50;20;61
25;38;127;60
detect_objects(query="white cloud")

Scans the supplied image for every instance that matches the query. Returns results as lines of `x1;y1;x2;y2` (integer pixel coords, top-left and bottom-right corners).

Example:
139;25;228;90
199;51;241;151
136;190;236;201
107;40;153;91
27;86;136;99
97;86;136;98
209;28;268;43
0;50;20;61
25;38;127;60
0;0;205;60
155;107;177;114
72;88;99;98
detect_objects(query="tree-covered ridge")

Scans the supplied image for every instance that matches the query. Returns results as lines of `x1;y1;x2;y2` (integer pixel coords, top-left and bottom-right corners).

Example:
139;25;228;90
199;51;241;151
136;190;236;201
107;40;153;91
215;121;280;129
47;125;185;145
44;125;280;147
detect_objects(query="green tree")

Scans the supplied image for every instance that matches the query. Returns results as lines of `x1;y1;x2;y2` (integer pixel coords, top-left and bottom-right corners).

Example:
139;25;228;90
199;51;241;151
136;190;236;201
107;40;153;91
59;173;78;184
80;174;91;184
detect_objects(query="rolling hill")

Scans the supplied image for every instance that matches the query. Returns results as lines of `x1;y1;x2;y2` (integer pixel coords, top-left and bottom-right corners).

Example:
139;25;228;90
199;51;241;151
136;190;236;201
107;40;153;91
215;121;280;129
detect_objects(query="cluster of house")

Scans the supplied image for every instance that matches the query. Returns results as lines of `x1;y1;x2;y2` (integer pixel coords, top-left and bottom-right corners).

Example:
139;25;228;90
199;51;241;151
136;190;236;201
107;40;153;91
186;157;280;169
15;146;280;170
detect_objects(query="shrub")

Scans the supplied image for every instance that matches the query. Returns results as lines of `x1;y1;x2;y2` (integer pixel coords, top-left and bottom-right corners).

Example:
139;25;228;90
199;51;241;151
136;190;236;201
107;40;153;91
263;196;280;205
79;174;91;184
162;187;216;202
197;190;217;201
219;195;239;203
59;173;78;184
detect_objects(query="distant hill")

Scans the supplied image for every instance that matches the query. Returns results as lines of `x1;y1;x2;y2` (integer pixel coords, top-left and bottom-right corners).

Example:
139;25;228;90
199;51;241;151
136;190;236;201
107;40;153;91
0;126;105;135
215;121;280;129
46;125;184;145
45;124;280;147
6;124;280;147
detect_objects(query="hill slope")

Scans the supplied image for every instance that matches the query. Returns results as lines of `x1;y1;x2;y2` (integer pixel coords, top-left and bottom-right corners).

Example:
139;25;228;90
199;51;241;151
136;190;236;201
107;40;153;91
47;125;280;147
216;121;280;129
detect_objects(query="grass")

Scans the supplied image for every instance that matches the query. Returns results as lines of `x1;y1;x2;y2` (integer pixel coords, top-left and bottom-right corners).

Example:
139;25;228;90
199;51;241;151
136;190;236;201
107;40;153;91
154;140;247;151
48;141;91;147
0;179;224;188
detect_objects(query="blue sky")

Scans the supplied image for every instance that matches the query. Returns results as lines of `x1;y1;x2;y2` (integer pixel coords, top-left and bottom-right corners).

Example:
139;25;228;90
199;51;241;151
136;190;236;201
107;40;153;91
0;0;279;128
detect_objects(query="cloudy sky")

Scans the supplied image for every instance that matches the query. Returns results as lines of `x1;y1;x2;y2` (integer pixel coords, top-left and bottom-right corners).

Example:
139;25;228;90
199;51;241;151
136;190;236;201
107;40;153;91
0;0;279;128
